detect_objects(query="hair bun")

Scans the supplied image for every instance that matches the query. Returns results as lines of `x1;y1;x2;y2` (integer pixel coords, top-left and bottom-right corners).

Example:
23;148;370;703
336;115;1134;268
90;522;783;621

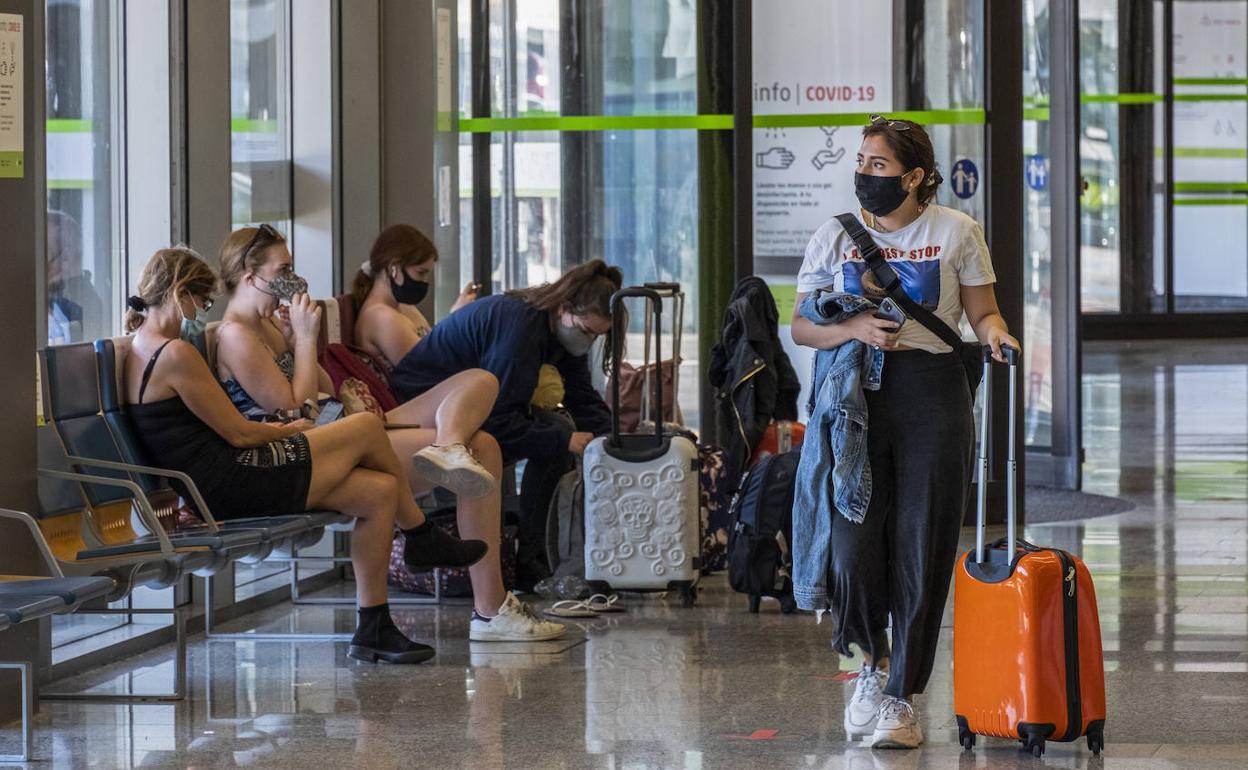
126;295;148;312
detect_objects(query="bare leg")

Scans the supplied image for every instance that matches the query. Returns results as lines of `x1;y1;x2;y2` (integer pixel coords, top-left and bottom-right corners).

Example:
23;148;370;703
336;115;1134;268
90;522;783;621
458;432;507;614
384;427;440;496
304;412;426;530
385;426;508;614
303;465;398;607
386;368;498;445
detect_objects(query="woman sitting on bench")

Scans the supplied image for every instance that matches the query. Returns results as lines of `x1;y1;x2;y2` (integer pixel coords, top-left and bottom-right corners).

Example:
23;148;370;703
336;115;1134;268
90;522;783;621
213;226;564;641
123;246;489;663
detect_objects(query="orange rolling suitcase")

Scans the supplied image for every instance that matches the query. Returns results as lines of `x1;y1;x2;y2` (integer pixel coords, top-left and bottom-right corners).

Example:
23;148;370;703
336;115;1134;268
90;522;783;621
953;347;1106;757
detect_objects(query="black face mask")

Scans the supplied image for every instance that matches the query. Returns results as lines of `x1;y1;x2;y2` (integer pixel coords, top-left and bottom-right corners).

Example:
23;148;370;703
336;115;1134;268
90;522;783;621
389;271;429;306
854;172;910;217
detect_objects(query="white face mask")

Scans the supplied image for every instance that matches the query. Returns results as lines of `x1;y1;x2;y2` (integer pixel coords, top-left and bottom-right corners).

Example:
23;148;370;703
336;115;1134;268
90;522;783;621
555;316;596;356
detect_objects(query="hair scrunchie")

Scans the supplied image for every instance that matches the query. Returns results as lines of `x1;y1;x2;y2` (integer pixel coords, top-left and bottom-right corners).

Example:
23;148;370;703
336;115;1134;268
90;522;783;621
360;260;374;277
126;295;148;312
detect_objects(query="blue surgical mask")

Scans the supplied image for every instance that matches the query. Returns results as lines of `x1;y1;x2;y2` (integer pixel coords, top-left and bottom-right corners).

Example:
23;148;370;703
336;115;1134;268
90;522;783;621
180;304;210;341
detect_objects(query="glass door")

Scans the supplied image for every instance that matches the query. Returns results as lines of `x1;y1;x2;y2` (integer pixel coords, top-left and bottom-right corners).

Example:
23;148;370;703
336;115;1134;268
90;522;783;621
460;0;703;424
1079;0;1248;327
1172;0;1248;311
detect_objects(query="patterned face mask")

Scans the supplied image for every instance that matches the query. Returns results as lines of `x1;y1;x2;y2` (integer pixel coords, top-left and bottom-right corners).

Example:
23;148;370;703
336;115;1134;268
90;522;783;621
257;270;310;303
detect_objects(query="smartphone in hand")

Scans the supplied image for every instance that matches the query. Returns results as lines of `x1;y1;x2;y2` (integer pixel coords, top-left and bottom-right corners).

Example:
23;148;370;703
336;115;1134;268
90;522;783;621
314;401;345;426
874;297;906;331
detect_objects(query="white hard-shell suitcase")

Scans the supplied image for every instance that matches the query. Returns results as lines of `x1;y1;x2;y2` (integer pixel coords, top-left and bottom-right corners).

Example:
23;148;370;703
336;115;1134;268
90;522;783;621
583;287;700;606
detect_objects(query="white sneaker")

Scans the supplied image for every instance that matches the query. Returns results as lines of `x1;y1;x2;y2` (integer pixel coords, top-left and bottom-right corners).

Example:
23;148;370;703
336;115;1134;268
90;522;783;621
411;443;496;499
844;664;889;738
870;696;924;749
469;592;567;642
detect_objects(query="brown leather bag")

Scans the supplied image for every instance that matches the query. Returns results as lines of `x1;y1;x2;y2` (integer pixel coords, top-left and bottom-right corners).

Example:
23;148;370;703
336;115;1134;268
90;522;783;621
607;359;681;433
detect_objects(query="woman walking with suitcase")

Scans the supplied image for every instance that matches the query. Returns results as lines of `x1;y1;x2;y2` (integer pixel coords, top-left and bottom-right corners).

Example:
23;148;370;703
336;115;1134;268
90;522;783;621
790;115;1020;749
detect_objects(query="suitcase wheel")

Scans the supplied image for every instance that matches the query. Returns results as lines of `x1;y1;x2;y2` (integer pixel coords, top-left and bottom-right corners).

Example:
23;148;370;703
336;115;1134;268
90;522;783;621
748;595;761;613
678;583;697;608
1018;723;1049;757
1087;721;1105;755
955;716;975;752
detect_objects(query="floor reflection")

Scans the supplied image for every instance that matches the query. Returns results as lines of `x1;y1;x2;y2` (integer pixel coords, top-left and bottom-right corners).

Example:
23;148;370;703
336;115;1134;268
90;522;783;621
11;340;1247;769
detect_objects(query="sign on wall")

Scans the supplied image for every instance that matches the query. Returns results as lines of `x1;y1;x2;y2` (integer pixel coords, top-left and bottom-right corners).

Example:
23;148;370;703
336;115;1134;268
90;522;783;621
0;13;23;179
752;1;893;256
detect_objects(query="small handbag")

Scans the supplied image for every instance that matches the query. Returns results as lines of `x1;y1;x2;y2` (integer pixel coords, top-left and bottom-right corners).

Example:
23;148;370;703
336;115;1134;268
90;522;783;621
834;212;985;393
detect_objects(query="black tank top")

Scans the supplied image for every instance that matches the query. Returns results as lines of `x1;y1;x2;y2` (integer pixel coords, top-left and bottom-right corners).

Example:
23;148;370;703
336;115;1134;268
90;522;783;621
127;340;247;502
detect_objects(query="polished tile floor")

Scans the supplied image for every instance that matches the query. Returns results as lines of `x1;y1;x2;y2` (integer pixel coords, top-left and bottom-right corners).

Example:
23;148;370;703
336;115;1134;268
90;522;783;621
7;340;1248;769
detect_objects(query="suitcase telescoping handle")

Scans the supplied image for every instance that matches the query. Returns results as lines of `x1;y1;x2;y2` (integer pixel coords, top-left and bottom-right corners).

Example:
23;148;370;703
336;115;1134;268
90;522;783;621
975;343;1021;564
608;287;663;448
639;282;684;426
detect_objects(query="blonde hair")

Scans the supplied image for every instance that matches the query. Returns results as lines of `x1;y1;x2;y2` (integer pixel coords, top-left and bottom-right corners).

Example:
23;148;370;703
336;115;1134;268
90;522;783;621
125;246;220;332
219;225;287;293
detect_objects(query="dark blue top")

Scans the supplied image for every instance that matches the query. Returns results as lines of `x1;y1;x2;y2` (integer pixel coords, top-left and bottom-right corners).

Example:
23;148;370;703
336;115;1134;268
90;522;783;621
389;294;612;461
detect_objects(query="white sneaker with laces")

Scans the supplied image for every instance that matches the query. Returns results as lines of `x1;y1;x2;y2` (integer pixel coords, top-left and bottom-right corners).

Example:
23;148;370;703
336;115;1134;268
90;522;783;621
870;696;924;749
411;443;496;499
844;665;889;738
469;592;567;642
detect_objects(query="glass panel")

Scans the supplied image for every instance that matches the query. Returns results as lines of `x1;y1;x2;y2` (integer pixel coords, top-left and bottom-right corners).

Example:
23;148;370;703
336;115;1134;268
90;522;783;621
1172;0;1248;311
1079;0;1121;313
598;128;700;414
45;0;122;345
514;0;559;115
600;0;697;116
230;0;291;231
499;131;561;289
1023;0;1053;448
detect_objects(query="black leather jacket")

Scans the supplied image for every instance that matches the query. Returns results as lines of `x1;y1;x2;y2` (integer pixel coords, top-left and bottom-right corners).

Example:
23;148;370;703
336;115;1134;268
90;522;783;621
708;276;801;483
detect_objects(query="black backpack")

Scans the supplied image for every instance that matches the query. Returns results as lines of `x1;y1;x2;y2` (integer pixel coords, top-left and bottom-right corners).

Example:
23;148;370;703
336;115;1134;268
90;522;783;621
727;450;800;613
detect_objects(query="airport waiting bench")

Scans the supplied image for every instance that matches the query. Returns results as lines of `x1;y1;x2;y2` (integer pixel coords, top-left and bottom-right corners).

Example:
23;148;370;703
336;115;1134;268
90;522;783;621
39;340;356;641
0;541;117;761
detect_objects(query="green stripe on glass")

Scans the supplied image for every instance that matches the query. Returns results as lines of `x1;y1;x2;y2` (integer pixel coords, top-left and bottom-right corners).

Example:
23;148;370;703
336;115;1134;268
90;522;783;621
1082;93;1164;104
457;108;989;133
1174;93;1248;102
231;117;279;133
1174;197;1248;206
1173;77;1248;86
1164;148;1248;159
753;109;985;128
1024;107;1051;122
1174;182;1248;193
46;119;93;133
48;179;93;189
458;114;734;132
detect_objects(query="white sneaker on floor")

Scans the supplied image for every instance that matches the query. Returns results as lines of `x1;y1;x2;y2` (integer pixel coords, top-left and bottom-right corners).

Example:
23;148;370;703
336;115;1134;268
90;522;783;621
844;664;889;738
469;592;567;642
411;443;496;499
870;696;923;749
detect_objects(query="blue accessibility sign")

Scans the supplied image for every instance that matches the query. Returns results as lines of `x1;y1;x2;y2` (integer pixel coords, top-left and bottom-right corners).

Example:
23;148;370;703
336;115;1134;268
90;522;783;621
951;158;979;199
1026;154;1049;192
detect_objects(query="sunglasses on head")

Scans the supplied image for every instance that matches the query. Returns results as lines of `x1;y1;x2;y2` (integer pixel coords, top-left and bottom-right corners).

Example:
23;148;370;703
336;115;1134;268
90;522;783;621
869;114;912;131
240;223;282;264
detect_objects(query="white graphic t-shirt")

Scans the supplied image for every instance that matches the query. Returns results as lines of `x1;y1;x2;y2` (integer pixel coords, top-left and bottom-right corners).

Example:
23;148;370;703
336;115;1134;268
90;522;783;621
796;204;996;354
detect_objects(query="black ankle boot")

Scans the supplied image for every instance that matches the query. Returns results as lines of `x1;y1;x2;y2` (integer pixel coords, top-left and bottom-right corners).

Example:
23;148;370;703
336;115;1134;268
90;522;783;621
348;604;435;664
403;520;489;571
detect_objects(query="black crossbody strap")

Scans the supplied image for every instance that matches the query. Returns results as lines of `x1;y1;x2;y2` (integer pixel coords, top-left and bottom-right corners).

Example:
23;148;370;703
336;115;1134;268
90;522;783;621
834;212;964;351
